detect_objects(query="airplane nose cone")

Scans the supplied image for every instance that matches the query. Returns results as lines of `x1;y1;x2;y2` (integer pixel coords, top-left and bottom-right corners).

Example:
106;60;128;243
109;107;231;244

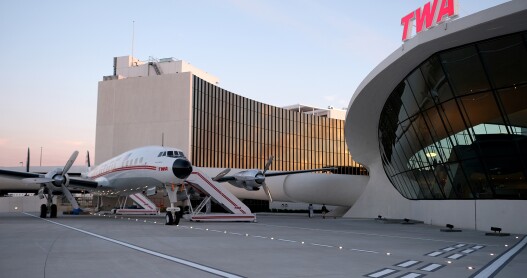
172;159;193;179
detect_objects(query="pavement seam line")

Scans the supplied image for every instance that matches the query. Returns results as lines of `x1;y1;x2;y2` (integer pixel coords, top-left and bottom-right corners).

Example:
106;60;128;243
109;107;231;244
23;213;244;278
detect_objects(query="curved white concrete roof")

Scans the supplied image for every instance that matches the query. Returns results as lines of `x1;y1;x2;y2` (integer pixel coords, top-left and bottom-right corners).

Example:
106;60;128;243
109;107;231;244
345;0;527;168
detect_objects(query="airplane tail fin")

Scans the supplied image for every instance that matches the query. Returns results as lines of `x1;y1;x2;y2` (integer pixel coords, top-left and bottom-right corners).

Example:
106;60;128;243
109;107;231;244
82;151;91;177
26;148;30;172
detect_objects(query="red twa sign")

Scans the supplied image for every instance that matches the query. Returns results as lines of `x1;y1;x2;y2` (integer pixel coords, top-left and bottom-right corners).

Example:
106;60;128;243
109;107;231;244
401;0;459;42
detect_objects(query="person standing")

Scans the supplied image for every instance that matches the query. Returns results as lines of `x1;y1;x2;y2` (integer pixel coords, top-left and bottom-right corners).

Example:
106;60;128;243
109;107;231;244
321;204;329;219
308;204;314;218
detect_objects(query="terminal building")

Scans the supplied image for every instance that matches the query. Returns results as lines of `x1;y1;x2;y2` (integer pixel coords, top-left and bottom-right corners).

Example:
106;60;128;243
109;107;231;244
96;56;368;211
345;1;527;233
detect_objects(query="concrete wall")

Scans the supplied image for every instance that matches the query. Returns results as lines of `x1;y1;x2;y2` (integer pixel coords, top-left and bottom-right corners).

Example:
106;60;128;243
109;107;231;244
344;159;412;219
344;158;527;234
95;72;193;164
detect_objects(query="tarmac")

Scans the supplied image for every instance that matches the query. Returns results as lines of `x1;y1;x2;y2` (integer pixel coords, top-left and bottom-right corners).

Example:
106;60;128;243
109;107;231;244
0;212;525;278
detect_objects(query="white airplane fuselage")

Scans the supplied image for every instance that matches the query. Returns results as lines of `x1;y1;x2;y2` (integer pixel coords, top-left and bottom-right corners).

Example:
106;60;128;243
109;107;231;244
86;146;193;196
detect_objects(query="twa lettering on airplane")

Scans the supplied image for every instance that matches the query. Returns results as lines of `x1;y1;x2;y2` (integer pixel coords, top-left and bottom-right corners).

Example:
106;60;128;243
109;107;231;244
401;0;459;41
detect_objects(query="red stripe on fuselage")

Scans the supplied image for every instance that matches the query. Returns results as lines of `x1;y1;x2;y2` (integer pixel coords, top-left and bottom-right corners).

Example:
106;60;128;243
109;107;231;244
90;165;157;179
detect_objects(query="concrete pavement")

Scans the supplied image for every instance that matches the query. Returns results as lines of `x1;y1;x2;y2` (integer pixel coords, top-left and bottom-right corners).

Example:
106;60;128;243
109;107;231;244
0;213;524;277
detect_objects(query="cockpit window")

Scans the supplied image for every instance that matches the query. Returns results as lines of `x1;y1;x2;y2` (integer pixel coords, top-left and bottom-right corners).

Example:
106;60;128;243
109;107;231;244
165;150;186;158
158;152;163;157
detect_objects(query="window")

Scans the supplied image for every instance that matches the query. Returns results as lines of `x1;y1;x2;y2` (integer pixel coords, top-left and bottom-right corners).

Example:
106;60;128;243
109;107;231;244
379;31;527;200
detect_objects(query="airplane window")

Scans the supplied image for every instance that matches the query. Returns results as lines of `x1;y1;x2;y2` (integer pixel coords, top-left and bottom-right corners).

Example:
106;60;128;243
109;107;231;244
162;152;166;157
158;152;163;157
165;151;185;158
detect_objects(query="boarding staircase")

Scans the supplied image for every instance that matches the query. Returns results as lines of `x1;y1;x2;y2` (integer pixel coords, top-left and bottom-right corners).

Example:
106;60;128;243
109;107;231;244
113;193;158;215
165;168;255;222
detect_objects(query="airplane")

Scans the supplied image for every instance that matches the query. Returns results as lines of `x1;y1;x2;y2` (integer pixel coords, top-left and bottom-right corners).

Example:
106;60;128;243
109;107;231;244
0;146;335;224
0;146;193;224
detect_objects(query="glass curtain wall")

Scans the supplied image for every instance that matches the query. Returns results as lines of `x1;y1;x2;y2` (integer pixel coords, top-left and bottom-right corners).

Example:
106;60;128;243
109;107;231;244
192;76;367;175
379;31;527;200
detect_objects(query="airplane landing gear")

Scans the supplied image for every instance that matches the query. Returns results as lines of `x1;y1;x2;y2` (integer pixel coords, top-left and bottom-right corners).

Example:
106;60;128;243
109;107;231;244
40;192;57;218
165;212;173;225
174;211;181;225
50;204;57;218
165;209;181;225
40;204;47;218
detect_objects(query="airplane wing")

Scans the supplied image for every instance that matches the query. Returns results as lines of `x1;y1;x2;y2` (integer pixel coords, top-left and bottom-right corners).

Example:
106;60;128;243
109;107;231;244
69;177;99;189
0;169;41;179
213;167;336;183
264;167;336;177
0;168;98;190
213;176;236;183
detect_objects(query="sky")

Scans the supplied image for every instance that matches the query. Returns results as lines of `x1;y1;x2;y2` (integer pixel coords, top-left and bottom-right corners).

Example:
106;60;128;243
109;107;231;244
0;0;510;166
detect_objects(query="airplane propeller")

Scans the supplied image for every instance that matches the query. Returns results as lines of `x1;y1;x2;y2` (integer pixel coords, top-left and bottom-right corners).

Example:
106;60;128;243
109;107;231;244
22;151;78;185
213;168;231;181
23;151;81;211
255;156;274;202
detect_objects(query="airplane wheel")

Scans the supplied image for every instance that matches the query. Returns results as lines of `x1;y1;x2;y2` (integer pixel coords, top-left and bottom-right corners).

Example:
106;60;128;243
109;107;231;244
173;212;181;225
165;212;173;225
40;204;47;218
50;204;57;218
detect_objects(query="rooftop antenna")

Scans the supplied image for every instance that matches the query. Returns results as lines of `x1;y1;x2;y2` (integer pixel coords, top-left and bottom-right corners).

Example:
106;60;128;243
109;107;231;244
131;20;135;64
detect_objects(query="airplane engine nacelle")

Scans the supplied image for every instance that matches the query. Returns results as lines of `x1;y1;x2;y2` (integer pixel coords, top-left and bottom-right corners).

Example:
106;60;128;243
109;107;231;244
243;181;260;191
